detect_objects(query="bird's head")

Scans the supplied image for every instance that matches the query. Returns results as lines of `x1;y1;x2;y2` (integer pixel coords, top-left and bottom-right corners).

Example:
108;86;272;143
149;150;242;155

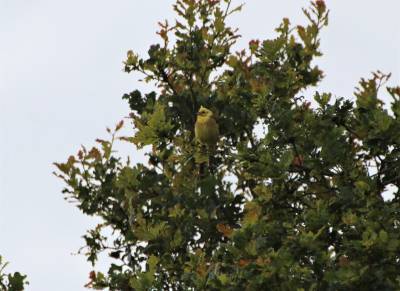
197;106;214;119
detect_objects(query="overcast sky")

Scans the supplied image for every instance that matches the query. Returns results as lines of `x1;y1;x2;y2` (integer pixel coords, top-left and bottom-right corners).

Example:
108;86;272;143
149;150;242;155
1;1;399;290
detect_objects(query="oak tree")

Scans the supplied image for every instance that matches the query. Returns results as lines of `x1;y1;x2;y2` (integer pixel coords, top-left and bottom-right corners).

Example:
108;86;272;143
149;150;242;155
55;0;400;289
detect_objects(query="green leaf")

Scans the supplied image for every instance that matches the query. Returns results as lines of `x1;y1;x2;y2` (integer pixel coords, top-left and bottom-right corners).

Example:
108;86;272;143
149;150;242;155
314;92;331;106
354;180;370;193
280;150;294;169
342;212;357;225
254;185;272;202
378;230;388;243
148;255;159;273
133;103;174;147
218;274;229;285
243;201;261;226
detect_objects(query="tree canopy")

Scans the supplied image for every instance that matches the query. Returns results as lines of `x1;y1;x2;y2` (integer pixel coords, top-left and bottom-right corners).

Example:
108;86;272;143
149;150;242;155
55;0;400;290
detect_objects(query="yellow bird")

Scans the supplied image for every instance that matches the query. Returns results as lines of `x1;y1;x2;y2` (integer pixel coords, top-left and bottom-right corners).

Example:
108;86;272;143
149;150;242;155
195;106;219;151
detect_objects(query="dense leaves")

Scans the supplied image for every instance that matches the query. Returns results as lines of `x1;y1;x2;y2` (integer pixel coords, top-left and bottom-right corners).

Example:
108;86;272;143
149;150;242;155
55;0;400;290
0;256;28;291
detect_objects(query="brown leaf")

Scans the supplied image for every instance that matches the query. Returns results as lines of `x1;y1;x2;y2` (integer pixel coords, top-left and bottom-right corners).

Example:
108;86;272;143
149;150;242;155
338;255;350;267
88;147;101;160
115;120;124;131
77;150;84;160
196;264;207;278
216;223;233;237
292;155;304;167
255;257;271;266
315;0;326;12
238;259;251;267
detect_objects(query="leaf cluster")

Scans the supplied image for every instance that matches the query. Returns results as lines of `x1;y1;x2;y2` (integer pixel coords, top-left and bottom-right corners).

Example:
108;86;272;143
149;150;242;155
0;256;28;291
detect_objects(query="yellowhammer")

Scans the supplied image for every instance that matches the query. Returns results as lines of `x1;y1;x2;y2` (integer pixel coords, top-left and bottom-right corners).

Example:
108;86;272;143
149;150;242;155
195;106;219;151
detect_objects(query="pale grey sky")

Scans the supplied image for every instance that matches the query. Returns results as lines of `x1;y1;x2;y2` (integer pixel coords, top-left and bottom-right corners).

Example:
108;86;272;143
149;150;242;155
0;1;399;290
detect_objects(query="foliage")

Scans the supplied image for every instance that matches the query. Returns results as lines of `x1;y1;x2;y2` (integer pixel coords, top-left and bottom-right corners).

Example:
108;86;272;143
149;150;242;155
0;256;28;291
55;0;400;289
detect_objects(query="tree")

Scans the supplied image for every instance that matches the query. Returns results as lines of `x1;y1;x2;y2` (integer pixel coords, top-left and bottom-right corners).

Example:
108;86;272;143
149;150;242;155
54;0;400;289
0;256;28;291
